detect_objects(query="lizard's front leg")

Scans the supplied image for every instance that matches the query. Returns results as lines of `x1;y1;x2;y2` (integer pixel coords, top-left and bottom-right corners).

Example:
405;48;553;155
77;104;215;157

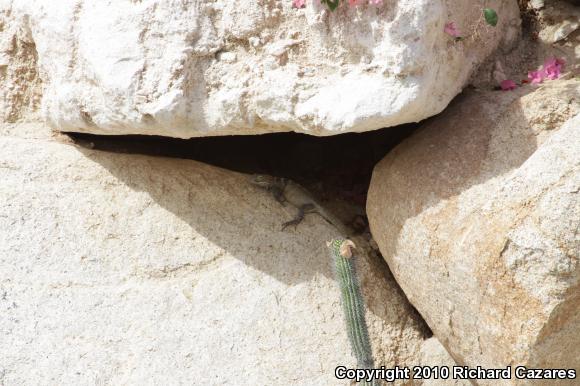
282;203;315;230
272;188;287;206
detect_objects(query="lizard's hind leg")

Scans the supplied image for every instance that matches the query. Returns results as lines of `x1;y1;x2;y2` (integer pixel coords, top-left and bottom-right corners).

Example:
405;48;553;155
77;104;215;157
282;203;315;230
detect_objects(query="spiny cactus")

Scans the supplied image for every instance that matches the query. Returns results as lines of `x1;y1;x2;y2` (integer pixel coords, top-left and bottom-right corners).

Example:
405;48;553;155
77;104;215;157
327;238;379;386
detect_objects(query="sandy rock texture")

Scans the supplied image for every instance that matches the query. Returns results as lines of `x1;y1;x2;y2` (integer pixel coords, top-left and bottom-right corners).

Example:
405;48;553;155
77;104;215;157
470;0;579;91
0;122;448;385
417;338;470;386
2;0;520;137
0;3;42;123
367;79;580;384
535;0;579;45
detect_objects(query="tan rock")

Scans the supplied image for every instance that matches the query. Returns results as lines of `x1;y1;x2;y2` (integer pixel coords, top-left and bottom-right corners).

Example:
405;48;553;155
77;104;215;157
417;338;470;386
0;3;42;123
367;80;580;384
0;124;448;385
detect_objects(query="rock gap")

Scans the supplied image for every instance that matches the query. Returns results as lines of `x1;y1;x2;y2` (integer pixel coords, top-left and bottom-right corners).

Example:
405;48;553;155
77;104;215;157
66;122;419;219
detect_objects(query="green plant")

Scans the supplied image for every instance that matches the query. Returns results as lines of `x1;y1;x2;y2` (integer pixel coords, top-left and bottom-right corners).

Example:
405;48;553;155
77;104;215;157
483;8;498;26
321;0;340;11
327;239;379;385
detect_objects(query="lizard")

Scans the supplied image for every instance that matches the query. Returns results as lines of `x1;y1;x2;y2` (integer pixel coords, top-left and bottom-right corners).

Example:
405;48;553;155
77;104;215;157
251;174;352;236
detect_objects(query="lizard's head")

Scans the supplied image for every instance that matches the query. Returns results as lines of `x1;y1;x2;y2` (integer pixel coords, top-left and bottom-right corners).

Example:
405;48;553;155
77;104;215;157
251;174;276;187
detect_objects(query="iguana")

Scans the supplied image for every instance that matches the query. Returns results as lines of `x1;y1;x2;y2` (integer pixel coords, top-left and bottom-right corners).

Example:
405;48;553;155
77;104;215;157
251;174;351;236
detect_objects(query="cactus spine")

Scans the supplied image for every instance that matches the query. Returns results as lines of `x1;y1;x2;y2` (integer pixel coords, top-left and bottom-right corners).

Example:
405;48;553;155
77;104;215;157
328;238;379;386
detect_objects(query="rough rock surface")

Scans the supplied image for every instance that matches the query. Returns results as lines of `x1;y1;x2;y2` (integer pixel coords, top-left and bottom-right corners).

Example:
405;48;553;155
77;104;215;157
536;1;579;45
417;338;470;386
470;0;579;91
2;0;520;137
367;79;580;383
0;122;454;385
0;4;42;123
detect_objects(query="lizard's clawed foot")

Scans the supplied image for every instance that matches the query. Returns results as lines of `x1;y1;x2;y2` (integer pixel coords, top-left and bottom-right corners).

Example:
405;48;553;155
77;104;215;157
281;204;315;231
281;219;301;230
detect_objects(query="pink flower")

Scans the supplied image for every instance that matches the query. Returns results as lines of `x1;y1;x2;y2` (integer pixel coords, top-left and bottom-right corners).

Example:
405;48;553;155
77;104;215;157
500;79;517;91
527;57;566;84
543;57;565;80
528;70;544;84
444;22;461;37
348;0;365;6
292;0;306;8
368;0;383;4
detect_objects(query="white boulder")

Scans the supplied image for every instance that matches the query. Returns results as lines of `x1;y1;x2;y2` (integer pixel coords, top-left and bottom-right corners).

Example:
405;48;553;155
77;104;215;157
4;0;520;137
